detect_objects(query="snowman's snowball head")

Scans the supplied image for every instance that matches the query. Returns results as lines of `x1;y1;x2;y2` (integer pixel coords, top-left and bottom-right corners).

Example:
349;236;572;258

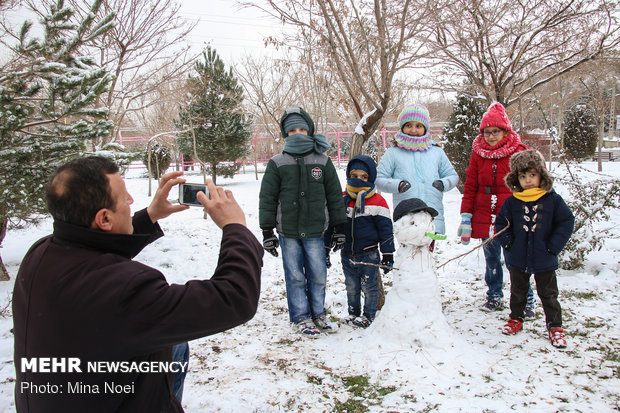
394;210;435;247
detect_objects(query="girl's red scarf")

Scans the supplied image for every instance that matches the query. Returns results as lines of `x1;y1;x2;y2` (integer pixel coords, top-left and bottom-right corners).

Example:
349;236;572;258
472;130;522;159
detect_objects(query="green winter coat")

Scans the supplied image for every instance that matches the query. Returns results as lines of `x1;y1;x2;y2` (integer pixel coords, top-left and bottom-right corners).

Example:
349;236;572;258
259;151;346;239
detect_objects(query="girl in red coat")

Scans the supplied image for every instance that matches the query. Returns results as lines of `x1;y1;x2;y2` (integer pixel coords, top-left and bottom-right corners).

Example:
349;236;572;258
457;103;534;314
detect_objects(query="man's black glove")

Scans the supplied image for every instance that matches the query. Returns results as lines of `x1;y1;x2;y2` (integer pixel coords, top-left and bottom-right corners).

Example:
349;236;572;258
398;180;411;193
432;180;444;192
330;224;346;252
262;229;279;257
325;247;332;268
381;254;394;273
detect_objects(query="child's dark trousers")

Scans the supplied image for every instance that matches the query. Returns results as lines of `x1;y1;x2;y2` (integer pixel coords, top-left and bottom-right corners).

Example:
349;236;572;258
509;267;562;329
341;248;380;320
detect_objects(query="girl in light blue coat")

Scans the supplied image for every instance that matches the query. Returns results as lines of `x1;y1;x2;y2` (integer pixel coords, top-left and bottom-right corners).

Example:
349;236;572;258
376;104;458;234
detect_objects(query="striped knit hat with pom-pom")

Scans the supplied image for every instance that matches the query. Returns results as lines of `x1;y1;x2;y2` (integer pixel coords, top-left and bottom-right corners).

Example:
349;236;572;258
394;104;432;151
398;104;430;133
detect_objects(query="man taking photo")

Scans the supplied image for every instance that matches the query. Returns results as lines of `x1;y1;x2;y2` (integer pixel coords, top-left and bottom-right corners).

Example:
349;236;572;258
12;156;263;412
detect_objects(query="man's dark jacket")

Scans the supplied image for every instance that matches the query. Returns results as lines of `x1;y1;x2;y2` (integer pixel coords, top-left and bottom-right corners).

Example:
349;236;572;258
13;209;263;412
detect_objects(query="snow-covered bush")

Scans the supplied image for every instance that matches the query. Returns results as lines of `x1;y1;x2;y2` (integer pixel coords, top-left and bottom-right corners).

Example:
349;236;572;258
142;142;172;179
363;135;379;160
559;175;620;270
563;105;598;161
96;143;141;175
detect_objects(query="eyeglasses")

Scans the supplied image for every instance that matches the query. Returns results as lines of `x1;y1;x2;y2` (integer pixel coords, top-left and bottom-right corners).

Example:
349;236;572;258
483;129;503;137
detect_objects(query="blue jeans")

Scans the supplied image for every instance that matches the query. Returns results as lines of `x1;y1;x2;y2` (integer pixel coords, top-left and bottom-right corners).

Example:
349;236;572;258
172;342;189;402
279;235;327;323
483;238;534;305
341;249;380;320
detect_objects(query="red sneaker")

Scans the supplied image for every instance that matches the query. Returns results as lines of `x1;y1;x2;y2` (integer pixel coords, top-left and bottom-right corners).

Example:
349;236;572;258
502;319;523;335
549;327;567;348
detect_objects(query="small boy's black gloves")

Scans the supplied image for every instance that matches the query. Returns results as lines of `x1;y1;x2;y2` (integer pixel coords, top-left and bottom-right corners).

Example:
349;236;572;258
325;247;332;268
381;254;394;273
398;180;411;193
432;180;444;192
330;224;346;252
262;229;279;257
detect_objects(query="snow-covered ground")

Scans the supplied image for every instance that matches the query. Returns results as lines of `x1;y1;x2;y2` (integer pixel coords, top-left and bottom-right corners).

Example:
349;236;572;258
0;160;618;412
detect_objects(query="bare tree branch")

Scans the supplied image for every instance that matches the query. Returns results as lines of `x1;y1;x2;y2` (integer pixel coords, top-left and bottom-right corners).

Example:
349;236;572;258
244;0;439;156
427;0;620;107
67;0;198;145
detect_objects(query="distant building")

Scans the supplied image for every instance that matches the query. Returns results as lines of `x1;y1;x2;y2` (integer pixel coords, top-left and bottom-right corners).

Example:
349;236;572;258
521;129;552;154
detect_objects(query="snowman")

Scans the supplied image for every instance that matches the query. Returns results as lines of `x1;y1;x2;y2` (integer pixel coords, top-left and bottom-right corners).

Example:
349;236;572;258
366;198;455;350
318;198;470;377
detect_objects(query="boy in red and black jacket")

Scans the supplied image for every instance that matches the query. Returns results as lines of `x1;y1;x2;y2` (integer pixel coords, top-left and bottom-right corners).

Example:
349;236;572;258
325;155;395;328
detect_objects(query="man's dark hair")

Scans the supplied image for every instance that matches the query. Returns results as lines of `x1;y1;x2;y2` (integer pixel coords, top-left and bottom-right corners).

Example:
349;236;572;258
45;156;120;227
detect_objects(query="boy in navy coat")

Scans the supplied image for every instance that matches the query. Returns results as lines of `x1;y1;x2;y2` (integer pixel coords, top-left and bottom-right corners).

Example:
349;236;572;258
496;150;574;348
326;155;395;327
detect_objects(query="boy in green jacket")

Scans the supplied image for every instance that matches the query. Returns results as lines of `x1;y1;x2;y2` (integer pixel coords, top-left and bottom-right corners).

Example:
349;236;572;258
259;106;346;337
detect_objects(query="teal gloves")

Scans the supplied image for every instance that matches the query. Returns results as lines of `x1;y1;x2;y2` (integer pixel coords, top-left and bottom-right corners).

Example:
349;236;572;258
457;213;472;245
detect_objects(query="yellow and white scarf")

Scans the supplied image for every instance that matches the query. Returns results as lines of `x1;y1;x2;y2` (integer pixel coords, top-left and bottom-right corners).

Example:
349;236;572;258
344;177;376;214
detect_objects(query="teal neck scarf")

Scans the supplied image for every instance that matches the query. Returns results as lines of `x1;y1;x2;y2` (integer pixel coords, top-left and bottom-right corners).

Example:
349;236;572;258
283;133;330;155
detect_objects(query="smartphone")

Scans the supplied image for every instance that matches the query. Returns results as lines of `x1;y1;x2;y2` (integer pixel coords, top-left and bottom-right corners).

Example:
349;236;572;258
179;183;208;206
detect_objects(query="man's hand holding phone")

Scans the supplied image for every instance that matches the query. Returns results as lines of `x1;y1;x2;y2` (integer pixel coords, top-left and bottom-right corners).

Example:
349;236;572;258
196;179;246;229
147;171;190;222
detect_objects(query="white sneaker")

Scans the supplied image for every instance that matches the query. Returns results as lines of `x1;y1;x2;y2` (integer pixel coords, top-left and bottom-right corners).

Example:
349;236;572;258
524;305;536;320
314;315;337;333
344;315;357;325
296;319;320;337
351;315;372;328
345;315;371;328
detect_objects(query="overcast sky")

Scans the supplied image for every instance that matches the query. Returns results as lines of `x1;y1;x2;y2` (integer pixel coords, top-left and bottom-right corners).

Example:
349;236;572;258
1;0;282;64
179;0;282;63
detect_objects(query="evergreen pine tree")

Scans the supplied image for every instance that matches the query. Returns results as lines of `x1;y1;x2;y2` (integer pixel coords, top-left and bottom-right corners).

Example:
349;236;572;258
177;47;251;185
563;104;598;160
441;94;486;192
0;0;114;280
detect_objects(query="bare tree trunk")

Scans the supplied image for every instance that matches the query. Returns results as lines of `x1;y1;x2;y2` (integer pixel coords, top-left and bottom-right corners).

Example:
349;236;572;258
609;80;617;145
349;108;385;157
147;139;153;196
210;163;217;186
559;104;564;150
155;155;160;182
350;134;365;158
254;146;259;181
0;218;10;281
598;119;605;172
